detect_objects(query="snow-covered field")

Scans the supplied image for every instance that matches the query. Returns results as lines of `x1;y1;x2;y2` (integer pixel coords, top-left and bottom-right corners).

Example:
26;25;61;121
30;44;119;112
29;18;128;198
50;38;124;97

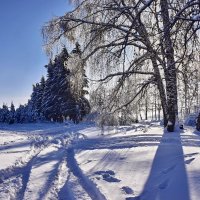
0;122;200;200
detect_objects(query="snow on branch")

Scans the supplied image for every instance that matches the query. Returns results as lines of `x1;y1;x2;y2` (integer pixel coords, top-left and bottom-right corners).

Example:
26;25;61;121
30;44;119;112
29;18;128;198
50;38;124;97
112;76;155;113
92;70;154;82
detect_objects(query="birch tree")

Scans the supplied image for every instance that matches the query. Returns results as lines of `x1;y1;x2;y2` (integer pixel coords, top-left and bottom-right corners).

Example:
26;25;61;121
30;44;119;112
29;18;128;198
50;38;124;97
42;0;200;131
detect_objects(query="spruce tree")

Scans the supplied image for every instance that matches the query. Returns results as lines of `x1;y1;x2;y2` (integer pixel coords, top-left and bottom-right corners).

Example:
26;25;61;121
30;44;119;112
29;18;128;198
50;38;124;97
42;61;55;121
42;48;72;122
1;104;9;123
8;102;15;124
0;106;3;123
66;43;90;122
10;45;91;124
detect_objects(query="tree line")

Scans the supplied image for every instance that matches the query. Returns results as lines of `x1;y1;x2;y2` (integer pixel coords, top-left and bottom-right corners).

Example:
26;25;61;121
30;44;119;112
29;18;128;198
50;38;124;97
0;43;90;124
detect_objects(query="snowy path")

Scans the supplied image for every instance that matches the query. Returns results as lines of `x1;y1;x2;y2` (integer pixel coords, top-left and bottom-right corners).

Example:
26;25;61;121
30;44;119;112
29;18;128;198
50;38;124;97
0;122;106;200
74;125;200;200
0;122;200;200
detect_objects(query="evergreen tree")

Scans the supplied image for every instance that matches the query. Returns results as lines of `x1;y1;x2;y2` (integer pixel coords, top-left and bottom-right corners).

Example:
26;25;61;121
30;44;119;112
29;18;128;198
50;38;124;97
0;45;90;124
66;43;90;122
25;100;37;122
32;76;46;119
30;84;39;116
42;47;73;122
15;105;26;123
0;107;3;123
42;61;55;121
0;104;9;123
8;102;15;124
56;47;72;120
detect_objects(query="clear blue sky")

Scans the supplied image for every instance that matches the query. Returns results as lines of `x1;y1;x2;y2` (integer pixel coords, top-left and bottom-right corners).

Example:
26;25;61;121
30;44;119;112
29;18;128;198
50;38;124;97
0;0;71;107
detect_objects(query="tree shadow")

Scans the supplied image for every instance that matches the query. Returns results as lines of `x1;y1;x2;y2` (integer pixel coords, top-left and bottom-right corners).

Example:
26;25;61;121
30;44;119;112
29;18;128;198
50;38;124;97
75;133;166;150
37;149;65;200
0;121;94;133
0;122;66;132
136;130;190;200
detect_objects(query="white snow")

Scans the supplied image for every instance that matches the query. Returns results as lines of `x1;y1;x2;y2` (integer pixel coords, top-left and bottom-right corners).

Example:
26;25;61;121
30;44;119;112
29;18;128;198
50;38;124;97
0;122;200;200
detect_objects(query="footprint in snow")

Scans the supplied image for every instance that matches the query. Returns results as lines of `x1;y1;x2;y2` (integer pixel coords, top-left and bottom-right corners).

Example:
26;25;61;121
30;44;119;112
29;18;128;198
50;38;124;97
121;186;134;194
102;174;121;182
119;157;126;160
94;170;121;182
185;158;195;164
94;170;115;176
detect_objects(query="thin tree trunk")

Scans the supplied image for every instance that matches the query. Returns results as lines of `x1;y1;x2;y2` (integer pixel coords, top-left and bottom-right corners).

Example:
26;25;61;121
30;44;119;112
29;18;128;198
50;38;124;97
145;94;148;120
158;105;161;121
154;91;157;120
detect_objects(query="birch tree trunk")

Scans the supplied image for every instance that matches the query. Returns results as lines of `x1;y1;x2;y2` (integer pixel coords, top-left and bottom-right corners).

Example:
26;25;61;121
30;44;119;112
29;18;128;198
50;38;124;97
160;0;178;132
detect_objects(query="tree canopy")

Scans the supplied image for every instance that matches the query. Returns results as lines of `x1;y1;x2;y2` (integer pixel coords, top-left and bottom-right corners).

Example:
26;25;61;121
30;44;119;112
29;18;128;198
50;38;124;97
42;0;200;131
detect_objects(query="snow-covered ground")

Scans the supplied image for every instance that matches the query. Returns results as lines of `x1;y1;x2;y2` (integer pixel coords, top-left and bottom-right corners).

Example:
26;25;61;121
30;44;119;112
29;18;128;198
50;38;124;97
0;122;200;200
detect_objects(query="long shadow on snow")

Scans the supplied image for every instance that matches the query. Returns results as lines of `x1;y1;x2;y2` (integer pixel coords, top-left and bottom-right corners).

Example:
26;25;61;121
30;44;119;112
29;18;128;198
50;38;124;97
58;163;74;200
15;151;40;200
15;148;65;200
0;122;67;132
74;132;200;150
0;122;93;152
0;123;94;199
0;140;32;152
74;134;162;150
32;123;95;199
13;148;65;200
0;122;93;133
37;149;66;200
0;149;41;198
61;147;106;200
135;130;191;200
0;123;93;179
